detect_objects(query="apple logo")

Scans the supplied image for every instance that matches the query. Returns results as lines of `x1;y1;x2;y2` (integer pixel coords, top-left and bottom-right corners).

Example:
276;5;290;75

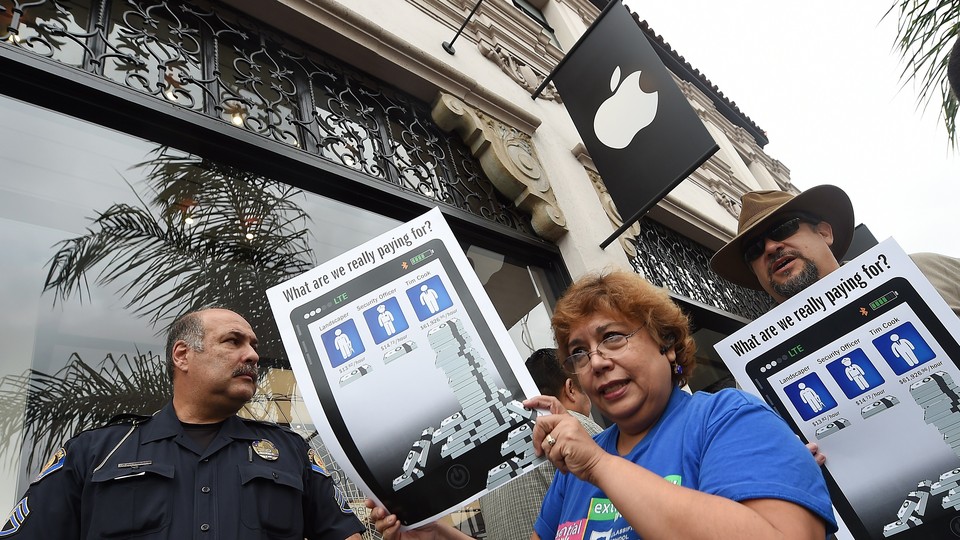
593;66;659;150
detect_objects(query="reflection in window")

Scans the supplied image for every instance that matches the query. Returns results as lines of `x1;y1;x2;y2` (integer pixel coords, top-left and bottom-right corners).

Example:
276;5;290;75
0;93;560;522
0;93;399;502
465;245;556;356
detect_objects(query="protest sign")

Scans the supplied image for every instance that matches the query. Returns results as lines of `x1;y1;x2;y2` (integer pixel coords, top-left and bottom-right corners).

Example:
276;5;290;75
717;239;960;540
267;207;544;529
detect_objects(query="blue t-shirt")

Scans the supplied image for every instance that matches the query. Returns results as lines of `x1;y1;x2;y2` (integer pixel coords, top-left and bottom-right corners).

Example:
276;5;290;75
534;387;837;540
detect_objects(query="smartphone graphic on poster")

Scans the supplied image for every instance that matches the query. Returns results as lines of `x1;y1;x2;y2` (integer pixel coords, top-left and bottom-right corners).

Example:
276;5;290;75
746;277;960;540
288;238;540;526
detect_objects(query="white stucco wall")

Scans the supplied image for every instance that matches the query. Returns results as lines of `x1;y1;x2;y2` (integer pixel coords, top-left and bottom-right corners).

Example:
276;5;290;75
229;0;790;272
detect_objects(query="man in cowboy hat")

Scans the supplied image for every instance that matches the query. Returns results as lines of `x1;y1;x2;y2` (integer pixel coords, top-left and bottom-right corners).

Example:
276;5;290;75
710;184;960;314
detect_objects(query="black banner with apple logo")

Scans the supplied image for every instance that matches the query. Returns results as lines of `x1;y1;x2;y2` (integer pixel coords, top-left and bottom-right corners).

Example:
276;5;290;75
549;0;718;246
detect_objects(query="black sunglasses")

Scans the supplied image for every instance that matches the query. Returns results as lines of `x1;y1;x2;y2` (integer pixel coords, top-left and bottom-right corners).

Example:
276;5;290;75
742;216;816;263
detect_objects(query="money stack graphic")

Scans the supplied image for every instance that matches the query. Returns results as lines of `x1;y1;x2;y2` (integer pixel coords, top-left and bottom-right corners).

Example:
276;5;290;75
882;372;960;536
392;319;541;490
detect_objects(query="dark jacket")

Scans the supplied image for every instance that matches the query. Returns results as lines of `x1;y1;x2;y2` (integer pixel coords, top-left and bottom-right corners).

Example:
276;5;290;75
2;402;365;540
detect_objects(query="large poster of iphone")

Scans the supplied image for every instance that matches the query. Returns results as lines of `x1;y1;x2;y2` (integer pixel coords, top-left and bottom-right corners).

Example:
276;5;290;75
717;240;960;540
267;208;544;529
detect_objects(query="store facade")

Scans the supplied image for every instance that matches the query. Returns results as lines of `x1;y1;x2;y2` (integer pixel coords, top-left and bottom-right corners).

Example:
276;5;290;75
0;0;787;529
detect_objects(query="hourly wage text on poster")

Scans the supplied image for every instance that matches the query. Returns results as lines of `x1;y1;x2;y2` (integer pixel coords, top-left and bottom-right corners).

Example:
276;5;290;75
717;238;960;540
267;207;545;529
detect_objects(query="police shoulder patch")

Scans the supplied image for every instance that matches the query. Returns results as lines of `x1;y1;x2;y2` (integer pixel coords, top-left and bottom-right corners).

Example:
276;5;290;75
307;448;329;476
0;496;30;537
333;485;354;514
32;447;66;485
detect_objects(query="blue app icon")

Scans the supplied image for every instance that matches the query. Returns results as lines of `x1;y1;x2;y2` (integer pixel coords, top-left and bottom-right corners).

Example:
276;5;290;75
321;319;365;368
784;373;838;421
825;349;885;399
873;321;935;375
363;297;409;344
405;275;453;321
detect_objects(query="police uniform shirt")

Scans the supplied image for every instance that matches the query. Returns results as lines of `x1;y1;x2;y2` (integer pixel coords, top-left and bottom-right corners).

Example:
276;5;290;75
1;402;365;540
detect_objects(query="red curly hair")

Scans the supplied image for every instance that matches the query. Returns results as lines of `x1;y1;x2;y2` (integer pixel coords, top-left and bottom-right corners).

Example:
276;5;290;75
551;271;696;387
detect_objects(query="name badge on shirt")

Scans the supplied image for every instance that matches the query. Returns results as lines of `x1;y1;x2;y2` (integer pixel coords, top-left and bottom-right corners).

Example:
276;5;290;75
252;439;279;461
118;460;153;469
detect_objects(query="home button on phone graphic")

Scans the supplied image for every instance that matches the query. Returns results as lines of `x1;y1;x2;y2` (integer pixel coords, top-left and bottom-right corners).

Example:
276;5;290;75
950;516;960;537
446;464;470;489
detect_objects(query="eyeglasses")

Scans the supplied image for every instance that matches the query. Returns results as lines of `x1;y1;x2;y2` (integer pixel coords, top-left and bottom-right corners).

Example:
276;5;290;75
741;216;810;263
563;328;643;374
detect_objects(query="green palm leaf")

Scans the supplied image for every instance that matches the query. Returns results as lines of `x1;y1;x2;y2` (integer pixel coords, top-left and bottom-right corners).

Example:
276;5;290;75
3;145;321;473
43;146;316;365
0;351;170;472
886;0;960;147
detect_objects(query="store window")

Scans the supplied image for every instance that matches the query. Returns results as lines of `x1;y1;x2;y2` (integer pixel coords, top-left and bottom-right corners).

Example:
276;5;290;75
0;93;561;510
465;245;560;356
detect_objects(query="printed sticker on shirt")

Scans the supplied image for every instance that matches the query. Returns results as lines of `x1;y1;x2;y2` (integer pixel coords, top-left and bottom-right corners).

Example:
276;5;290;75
308;448;329;476
0;496;30;537
588;497;621;522
555;518;588;540
664;474;682;485
582;498;634;540
32;447;66;484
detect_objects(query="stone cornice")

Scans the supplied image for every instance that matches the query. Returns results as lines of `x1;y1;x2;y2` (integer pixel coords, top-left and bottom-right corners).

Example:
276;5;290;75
432;92;567;241
678;78;792;189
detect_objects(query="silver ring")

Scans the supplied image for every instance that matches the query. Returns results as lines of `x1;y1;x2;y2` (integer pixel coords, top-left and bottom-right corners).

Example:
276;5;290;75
545;434;556;447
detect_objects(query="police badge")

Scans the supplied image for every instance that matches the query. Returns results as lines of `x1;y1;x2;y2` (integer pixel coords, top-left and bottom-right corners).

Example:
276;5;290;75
251;439;279;461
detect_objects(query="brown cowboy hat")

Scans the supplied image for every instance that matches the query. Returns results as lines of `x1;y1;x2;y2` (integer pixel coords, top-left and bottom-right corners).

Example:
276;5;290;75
710;184;854;290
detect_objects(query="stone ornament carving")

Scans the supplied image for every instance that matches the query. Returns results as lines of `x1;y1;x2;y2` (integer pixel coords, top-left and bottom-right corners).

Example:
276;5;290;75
713;190;742;219
431;92;566;241
707;178;743;219
411;0;563;102
586;169;641;258
478;42;562;102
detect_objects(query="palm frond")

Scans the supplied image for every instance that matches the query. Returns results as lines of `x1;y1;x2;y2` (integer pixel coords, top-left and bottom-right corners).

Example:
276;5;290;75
9;145;322;472
0;350;171;471
42;146;317;364
885;0;960;147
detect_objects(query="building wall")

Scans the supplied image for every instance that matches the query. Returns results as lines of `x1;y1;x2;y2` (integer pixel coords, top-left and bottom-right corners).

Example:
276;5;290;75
223;0;794;275
0;0;794;521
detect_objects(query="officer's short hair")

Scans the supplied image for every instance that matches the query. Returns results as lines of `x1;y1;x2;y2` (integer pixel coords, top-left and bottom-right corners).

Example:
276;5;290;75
165;311;206;383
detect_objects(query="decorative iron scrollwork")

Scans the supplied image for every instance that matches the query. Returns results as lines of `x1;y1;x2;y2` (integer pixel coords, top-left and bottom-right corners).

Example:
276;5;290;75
0;0;539;239
627;218;773;320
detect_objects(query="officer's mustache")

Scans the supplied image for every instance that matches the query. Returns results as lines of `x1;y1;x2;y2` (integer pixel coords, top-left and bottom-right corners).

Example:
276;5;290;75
232;364;259;379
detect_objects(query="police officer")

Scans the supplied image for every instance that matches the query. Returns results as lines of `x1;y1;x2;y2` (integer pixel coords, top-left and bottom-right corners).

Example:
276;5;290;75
1;308;366;540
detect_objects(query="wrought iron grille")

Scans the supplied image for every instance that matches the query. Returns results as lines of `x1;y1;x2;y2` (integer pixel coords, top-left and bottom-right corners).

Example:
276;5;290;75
0;0;536;237
627;217;774;320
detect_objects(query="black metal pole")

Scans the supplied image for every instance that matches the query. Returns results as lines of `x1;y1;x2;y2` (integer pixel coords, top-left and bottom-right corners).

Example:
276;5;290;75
532;0;622;100
443;0;484;55
599;211;643;249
